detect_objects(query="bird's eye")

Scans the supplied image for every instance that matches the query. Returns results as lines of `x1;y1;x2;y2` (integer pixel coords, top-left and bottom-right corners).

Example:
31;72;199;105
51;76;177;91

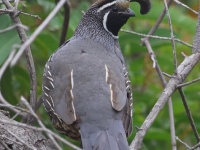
112;7;119;12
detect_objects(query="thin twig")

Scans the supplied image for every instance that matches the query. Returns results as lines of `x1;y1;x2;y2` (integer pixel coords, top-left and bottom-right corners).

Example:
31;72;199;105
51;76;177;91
0;119;82;150
20;96;62;150
176;136;191;149
177;77;200;87
10;0;68;66
178;88;200;143
0;24;28;33
0;93;26;117
57;0;70;46
142;39;177;150
0;49;15;80
162;72;176;78
121;29;193;48
13;0;19;9
190;142;200;150
163;0;177;72
0;49;26;116
0;104;29;114
20;11;41;20
2;0;37;125
145;0;173;38
173;0;198;15
130;53;200;149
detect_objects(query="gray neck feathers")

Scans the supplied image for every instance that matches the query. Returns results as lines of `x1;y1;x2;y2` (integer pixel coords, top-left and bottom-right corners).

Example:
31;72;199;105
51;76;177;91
73;9;119;51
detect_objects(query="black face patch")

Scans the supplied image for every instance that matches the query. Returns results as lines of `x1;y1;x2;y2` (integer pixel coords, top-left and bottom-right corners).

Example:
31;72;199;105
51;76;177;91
105;11;131;36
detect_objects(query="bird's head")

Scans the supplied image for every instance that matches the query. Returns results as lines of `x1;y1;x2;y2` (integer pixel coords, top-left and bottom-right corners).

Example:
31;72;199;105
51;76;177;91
88;0;151;38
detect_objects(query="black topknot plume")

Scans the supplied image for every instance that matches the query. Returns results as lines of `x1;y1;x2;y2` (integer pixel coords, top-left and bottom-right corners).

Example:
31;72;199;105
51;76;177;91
130;0;151;14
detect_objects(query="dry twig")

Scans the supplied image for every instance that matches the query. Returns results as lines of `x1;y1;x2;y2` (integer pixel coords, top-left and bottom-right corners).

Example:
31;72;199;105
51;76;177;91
2;0;37;125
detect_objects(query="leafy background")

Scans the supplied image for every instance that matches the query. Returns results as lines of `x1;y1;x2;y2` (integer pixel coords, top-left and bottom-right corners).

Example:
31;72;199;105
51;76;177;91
0;0;199;149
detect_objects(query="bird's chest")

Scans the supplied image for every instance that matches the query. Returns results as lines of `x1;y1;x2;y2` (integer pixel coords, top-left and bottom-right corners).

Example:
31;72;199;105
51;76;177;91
51;39;127;122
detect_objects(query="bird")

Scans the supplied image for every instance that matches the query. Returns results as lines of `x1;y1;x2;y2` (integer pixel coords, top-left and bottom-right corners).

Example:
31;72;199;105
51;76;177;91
42;0;151;149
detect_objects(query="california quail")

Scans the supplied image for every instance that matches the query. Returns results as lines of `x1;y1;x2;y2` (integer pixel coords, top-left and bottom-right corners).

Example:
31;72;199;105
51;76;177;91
42;0;151;149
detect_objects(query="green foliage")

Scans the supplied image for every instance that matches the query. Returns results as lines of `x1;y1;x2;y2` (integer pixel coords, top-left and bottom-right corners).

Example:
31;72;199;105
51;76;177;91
0;0;199;149
0;16;20;65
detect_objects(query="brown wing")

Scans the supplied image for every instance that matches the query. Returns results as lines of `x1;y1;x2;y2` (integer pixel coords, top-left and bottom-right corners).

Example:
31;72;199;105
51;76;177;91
104;64;133;137
42;56;80;139
105;64;127;111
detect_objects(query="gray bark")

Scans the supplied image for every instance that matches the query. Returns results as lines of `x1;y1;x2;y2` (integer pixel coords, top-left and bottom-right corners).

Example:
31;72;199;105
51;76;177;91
0;112;55;150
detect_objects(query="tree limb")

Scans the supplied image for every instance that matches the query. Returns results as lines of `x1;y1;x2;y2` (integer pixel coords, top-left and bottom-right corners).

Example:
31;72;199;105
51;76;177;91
2;0;37;125
130;53;200;149
0;112;56;150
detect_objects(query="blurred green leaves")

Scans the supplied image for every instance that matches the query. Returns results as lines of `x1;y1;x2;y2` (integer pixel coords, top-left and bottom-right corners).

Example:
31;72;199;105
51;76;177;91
0;0;199;149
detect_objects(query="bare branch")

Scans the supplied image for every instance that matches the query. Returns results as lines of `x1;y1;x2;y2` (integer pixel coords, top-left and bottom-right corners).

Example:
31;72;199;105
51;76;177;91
0;124;36;150
0;112;56;150
130;2;200;149
140;39;177;150
20;96;62;150
2;0;37;125
10;0;68;66
190;142;200;150
178;88;200;142
0;49;15;80
0;93;25;117
0;116;82;150
58;0;70;46
177;77;200;87
173;0;198;15
121;29;193;48
0;24;28;33
0;8;13;13
130;53;200;149
20;11;41;20
146;0;173;37
176;136;191;149
163;0;177;71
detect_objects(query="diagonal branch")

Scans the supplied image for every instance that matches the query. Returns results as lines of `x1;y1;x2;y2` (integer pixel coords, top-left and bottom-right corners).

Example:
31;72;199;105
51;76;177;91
10;0;68;66
130;52;200;150
163;0;177;71
2;0;37;125
178;88;200;143
130;7;200;148
141;39;177;150
56;0;70;46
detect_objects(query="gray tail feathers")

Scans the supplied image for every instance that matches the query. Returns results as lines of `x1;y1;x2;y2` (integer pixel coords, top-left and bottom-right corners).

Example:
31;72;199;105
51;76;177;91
80;120;129;150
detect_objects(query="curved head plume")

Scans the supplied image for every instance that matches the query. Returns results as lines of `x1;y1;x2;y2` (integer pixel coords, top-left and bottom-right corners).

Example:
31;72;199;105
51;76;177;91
96;0;151;14
130;0;151;14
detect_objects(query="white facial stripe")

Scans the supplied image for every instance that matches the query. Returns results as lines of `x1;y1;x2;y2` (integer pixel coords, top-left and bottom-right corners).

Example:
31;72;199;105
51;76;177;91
97;1;117;12
103;11;119;39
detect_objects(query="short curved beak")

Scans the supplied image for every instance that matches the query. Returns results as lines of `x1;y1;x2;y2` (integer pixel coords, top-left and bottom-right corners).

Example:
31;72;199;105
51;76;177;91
127;8;135;17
